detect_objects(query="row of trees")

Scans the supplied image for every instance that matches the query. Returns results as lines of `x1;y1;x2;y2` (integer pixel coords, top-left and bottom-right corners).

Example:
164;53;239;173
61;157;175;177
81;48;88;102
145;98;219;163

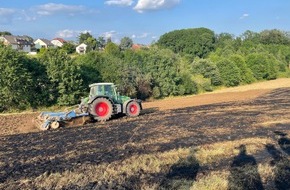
0;28;290;112
59;32;134;54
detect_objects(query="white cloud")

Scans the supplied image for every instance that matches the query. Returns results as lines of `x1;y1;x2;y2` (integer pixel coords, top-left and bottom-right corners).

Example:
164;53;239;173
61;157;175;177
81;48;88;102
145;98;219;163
79;30;92;34
240;13;249;19
56;29;75;38
132;32;150;38
0;8;16;23
0;8;15;16
105;0;134;6
18;10;37;21
0;8;36;24
103;30;117;39
55;29;92;39
134;0;181;13
35;3;85;16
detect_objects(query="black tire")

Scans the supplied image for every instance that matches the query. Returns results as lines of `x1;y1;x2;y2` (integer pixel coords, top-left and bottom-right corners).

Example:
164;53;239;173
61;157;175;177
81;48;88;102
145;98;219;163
126;101;141;117
89;98;113;121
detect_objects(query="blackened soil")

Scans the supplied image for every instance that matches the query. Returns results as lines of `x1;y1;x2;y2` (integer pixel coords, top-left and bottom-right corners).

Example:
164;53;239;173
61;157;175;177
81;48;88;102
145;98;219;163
1;88;290;189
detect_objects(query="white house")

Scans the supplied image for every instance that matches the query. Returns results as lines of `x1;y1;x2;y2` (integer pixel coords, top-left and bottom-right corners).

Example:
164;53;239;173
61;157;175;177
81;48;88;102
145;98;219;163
76;43;87;54
0;35;33;52
34;38;54;49
51;38;66;47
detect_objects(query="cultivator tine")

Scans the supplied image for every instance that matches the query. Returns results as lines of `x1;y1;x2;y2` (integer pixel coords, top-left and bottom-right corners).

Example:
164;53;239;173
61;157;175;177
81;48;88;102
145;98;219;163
33;117;50;130
63;116;91;127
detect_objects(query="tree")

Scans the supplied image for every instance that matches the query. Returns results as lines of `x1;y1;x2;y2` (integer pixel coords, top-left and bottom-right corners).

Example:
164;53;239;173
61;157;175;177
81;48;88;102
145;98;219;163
229;54;255;84
120;37;133;50
259;29;290;45
78;32;93;44
40;49;83;105
246;53;278;80
141;48;184;97
157;28;216;58
96;37;106;50
0;45;32;111
62;42;76;54
241;30;260;43
74;52;102;88
215;33;235;48
217;59;241;87
192;59;222;86
84;37;97;52
22;57;51;108
106;37;112;44
104;42;121;57
0;31;12;36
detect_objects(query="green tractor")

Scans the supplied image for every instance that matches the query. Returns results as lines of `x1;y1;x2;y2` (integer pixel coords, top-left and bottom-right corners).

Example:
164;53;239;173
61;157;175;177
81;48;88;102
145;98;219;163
35;83;142;130
79;83;142;121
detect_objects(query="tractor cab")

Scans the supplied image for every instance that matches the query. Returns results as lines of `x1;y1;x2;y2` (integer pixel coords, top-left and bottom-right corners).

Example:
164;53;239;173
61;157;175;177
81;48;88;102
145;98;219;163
89;83;117;98
88;83;130;104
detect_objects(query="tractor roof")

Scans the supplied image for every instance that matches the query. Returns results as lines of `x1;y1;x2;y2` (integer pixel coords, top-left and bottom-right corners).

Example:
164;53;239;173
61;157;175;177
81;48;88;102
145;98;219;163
89;83;114;87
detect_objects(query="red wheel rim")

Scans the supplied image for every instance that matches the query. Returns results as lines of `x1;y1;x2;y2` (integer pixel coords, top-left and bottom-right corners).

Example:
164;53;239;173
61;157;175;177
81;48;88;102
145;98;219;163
129;104;138;115
95;102;109;117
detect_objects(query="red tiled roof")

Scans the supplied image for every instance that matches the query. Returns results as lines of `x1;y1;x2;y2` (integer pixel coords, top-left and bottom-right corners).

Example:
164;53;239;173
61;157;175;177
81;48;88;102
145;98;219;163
53;38;66;43
132;44;142;50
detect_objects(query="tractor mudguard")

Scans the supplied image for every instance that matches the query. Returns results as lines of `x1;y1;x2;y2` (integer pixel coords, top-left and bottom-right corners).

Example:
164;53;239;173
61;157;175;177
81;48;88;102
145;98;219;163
88;95;113;104
122;99;142;114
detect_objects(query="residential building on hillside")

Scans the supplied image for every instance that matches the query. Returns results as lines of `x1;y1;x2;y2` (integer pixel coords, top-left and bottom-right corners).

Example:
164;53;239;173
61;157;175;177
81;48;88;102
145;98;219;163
34;38;54;49
76;43;87;54
0;35;33;52
132;44;148;50
51;38;66;47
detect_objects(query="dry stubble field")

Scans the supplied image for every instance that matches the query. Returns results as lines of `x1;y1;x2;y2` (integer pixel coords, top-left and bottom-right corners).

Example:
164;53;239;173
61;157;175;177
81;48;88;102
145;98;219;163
0;79;290;190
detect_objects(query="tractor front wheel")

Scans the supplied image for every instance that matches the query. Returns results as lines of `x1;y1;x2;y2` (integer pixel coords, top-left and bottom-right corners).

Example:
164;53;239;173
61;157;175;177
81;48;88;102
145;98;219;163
126;101;141;117
90;98;113;121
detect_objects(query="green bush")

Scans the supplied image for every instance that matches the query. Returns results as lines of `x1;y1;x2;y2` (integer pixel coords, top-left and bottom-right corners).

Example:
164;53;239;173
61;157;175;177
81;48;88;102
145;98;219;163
152;86;161;98
217;59;241;87
229;54;255;84
192;75;213;92
40;49;83;106
0;45;32;111
246;53;278;80
192;59;222;86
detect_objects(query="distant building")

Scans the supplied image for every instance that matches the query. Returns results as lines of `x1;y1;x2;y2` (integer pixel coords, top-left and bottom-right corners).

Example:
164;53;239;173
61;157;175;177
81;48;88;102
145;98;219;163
51;38;66;47
34;38;54;49
0;35;33;52
132;44;148;50
76;43;87;54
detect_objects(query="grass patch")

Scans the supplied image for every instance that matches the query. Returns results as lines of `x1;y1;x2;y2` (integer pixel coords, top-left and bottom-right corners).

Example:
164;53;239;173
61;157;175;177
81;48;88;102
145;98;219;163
27;137;276;189
195;137;273;165
190;171;228;190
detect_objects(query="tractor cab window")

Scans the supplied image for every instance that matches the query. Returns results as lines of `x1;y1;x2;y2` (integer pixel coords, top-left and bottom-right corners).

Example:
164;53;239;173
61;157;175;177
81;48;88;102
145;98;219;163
90;84;116;97
104;85;114;96
97;85;103;95
90;85;103;97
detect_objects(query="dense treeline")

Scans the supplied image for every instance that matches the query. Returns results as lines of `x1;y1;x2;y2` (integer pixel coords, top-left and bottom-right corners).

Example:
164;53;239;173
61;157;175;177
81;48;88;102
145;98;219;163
0;28;290;112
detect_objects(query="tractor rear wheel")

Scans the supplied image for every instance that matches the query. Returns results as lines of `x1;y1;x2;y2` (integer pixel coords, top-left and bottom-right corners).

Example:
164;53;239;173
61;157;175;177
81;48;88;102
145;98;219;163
90;98;113;121
126;101;141;117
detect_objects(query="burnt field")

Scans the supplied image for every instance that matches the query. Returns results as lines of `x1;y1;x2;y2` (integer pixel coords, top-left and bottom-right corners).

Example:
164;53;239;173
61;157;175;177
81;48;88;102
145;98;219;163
0;88;290;189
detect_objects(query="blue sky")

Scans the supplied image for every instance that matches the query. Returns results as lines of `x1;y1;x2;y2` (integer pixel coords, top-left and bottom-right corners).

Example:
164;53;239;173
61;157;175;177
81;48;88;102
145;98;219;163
0;0;290;44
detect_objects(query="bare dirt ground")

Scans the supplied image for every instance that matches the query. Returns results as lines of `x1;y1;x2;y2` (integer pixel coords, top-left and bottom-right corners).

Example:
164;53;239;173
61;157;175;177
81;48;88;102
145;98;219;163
0;78;290;189
2;78;290;136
